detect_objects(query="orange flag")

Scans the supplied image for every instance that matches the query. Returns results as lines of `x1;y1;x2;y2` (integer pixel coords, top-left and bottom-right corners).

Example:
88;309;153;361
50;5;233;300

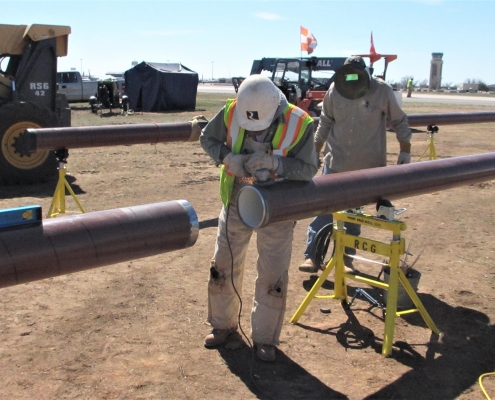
370;32;376;55
300;26;317;54
369;32;381;63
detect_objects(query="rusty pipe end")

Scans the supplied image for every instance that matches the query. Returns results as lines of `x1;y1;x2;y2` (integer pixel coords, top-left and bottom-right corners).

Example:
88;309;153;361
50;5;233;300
237;185;267;229
178;199;199;246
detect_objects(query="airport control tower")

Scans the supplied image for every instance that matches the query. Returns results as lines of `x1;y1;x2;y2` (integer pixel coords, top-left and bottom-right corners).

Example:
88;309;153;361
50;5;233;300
429;53;443;90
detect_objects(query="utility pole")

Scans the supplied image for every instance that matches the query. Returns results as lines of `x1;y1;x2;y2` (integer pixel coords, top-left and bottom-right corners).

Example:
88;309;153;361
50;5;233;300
211;61;214;80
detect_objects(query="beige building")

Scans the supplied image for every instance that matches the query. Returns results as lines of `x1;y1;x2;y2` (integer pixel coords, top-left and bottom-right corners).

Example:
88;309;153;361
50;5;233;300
429;53;443;90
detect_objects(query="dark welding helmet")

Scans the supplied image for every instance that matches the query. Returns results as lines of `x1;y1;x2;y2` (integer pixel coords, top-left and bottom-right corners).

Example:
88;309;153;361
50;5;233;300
334;56;371;100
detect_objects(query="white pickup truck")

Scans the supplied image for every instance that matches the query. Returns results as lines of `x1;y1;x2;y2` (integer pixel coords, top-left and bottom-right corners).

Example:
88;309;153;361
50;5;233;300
56;71;98;102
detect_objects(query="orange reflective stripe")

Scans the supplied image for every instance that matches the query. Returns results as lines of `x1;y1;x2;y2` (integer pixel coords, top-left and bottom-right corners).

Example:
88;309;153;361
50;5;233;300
225;101;236;148
291;114;304;144
278;106;294;149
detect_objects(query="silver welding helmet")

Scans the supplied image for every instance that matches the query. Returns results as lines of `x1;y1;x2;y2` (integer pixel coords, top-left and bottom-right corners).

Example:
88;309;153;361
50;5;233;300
334;56;371;100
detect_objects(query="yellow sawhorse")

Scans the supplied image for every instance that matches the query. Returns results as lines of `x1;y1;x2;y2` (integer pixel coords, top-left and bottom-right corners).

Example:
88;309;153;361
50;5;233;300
418;124;439;161
290;211;440;357
47;149;85;218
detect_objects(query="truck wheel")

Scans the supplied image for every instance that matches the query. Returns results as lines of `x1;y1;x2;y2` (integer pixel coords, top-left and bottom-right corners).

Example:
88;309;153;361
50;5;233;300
0;102;59;185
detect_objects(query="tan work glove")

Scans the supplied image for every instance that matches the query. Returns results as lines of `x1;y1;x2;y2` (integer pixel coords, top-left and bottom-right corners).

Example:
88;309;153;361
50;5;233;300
397;142;411;164
245;151;279;174
223;153;251;177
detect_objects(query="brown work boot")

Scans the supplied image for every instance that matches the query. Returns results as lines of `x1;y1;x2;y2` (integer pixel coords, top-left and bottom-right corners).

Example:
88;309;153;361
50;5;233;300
299;258;318;273
255;343;276;362
204;327;237;348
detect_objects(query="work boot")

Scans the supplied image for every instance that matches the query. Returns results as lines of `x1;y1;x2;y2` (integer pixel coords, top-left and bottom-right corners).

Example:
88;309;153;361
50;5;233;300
255;343;276;362
204;327;237;348
299;258;318;273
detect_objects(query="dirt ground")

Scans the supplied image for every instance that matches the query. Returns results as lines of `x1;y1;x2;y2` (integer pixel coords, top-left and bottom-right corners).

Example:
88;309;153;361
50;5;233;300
1;96;495;400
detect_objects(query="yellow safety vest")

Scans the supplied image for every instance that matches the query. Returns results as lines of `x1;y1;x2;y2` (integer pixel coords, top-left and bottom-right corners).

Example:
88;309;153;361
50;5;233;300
219;99;313;206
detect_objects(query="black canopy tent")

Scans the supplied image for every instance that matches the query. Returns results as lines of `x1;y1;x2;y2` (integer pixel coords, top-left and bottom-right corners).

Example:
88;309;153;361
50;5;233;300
124;62;198;112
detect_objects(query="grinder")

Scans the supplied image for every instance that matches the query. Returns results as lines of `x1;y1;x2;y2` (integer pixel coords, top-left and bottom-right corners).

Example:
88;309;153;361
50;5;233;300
253;169;274;186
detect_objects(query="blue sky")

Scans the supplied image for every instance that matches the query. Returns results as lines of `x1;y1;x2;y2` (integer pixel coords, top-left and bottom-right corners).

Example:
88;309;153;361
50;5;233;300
3;0;494;85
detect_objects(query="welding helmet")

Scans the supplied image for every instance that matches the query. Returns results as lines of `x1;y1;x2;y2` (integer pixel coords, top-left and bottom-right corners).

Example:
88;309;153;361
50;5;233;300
235;74;281;131
334;56;371;100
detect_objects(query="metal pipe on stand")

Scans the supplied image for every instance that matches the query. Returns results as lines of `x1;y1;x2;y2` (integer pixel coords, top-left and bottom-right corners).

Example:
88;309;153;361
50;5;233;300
236;152;495;229
313;111;495;127
0;200;198;289
14;118;208;154
15;112;495;156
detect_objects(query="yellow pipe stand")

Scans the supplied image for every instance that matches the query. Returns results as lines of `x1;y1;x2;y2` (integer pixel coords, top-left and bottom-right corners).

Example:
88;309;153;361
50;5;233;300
47;163;85;218
418;129;438;161
290;211;440;357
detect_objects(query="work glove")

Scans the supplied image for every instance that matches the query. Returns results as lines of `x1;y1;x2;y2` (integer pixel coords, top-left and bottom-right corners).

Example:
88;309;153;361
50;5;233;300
223;152;251;177
397;141;411;164
245;151;279;174
397;152;411;164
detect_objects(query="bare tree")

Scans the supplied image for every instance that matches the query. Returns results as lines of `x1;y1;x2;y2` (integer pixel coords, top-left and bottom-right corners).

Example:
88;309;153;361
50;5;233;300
419;79;428;89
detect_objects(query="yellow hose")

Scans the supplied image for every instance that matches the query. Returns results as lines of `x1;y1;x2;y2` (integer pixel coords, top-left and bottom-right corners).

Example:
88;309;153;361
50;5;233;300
478;372;495;399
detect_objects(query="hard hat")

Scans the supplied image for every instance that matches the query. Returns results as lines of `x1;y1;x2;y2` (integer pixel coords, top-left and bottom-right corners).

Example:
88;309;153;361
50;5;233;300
334;56;371;100
344;55;367;69
234;74;281;131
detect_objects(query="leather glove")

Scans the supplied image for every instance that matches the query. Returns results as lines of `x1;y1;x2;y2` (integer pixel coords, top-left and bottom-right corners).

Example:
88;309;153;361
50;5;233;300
397;152;411;164
245;151;279;174
397;141;411;164
223;152;251;177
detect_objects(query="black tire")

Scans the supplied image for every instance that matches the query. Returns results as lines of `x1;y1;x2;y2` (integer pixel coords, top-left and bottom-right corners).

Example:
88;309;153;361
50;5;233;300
0;102;60;185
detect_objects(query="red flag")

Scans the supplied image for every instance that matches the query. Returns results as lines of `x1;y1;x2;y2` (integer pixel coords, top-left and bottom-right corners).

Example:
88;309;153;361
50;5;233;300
370;32;376;56
368;31;381;64
301;26;317;54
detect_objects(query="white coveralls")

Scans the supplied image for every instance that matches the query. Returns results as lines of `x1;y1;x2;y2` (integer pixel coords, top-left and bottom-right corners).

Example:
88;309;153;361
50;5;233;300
200;95;317;346
209;201;295;345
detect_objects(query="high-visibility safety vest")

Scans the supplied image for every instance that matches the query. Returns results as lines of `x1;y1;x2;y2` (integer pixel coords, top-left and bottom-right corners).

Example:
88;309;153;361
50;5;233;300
219;99;313;206
407;79;413;88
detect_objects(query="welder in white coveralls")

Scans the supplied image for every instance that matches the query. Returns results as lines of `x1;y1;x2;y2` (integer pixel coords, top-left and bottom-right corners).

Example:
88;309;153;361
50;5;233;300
200;75;318;362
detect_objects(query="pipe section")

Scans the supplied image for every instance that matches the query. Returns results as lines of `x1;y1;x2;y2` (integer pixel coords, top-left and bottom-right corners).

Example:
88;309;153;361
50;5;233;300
0;200;198;288
313;111;495;128
17;112;495;155
237;152;495;229
15;119;208;155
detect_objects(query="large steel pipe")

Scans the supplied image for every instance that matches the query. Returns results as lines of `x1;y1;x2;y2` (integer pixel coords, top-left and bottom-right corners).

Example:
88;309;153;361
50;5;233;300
406;111;495;127
313;111;495;128
17;112;495;155
237;152;495;229
0;200;198;289
15;119;208;155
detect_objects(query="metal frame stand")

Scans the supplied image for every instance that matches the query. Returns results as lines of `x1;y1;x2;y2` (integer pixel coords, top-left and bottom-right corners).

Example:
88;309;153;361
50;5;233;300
418;124;439;161
290;210;440;357
47;148;85;218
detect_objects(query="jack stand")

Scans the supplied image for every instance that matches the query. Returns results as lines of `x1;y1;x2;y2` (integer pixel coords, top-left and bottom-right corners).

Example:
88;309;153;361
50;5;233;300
290;210;440;357
418;124;439;161
47;148;85;218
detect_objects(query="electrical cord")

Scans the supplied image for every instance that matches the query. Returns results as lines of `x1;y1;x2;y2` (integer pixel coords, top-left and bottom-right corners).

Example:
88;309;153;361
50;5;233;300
224;203;275;400
478;371;495;399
